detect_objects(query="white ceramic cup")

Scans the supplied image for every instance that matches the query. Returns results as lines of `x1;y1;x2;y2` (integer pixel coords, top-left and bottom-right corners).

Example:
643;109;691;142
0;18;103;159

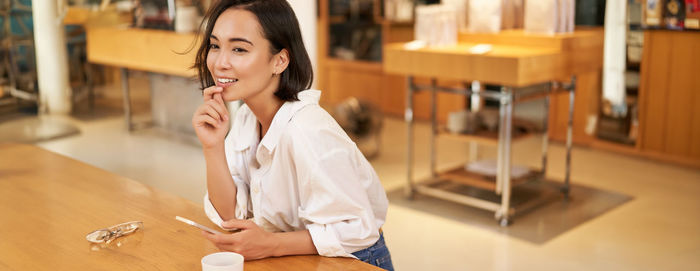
201;252;244;271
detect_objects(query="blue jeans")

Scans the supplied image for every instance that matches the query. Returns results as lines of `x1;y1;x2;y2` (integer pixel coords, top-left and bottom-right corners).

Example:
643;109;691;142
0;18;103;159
352;233;394;271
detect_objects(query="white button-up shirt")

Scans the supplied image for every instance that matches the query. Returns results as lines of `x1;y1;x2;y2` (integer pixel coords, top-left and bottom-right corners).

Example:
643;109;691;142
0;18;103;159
203;90;388;258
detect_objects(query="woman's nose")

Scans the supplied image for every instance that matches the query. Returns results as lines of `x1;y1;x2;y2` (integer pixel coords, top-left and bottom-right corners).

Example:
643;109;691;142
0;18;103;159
213;53;232;70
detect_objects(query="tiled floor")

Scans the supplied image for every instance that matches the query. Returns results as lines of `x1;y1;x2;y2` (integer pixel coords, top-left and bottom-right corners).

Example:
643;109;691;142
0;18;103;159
22;94;700;271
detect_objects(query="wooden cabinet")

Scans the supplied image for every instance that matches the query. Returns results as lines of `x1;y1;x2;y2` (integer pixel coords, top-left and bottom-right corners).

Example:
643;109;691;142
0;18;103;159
637;30;700;166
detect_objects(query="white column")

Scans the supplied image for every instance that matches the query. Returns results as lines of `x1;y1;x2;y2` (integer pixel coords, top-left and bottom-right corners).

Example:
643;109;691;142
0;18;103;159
32;1;72;114
288;0;317;88
602;0;627;111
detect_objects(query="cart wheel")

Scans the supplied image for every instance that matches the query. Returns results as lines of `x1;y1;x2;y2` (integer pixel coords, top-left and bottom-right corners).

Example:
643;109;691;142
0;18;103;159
494;210;503;220
499;218;510;227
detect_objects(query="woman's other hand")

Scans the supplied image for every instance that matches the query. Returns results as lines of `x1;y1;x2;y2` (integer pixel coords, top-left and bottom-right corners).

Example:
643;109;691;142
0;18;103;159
202;219;279;260
192;86;230;149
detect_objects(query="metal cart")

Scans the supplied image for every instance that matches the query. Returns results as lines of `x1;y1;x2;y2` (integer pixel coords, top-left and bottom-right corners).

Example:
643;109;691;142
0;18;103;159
403;77;576;226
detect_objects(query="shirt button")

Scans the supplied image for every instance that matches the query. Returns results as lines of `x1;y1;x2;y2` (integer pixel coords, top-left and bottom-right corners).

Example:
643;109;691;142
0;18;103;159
253;187;259;194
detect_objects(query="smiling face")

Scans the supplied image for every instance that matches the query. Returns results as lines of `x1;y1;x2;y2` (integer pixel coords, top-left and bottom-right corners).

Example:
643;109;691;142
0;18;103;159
206;8;286;102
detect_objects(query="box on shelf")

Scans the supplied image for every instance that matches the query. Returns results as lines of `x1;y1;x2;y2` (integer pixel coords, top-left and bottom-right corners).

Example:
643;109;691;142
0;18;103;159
664;0;686;29
465;160;531;179
685;0;700;29
645;0;664;27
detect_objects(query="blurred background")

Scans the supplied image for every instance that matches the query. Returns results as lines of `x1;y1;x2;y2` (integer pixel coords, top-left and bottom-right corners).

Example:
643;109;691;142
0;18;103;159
1;0;698;270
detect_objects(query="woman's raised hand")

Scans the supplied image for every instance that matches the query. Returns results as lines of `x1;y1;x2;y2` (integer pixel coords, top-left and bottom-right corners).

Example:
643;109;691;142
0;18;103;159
192;86;230;149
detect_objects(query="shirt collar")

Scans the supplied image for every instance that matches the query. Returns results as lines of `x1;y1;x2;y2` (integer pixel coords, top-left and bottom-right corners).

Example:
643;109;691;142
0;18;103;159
233;89;321;152
232;105;259;151
260;89;321;153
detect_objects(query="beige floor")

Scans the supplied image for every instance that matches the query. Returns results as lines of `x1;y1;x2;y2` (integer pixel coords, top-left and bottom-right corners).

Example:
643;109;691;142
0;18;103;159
29;97;700;270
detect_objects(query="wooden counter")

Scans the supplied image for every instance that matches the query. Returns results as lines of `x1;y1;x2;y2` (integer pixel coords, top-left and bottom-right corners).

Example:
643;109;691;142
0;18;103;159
384;42;563;87
0;144;380;270
87;27;198;77
384;28;605;145
385;28;604;87
457;29;604;76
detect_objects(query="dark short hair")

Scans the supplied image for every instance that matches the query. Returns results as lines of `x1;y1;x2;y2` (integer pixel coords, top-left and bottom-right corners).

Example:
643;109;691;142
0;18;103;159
193;0;313;101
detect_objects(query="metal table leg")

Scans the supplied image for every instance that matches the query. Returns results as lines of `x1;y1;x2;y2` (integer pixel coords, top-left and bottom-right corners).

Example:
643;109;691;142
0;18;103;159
496;86;514;226
120;68;133;131
430;78;437;179
541;95;550;176
495;91;505;196
405;76;415;199
468;81;480;162
563;76;576;198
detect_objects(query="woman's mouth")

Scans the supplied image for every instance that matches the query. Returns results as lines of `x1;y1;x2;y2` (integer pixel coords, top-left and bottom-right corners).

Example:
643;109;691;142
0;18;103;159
216;77;238;87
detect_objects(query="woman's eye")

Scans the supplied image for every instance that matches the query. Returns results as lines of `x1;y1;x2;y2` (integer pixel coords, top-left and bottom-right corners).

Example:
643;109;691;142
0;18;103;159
208;44;220;50
233;48;248;53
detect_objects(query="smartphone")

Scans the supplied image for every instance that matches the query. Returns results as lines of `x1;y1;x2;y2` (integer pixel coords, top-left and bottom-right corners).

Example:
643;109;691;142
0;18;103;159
175;216;222;235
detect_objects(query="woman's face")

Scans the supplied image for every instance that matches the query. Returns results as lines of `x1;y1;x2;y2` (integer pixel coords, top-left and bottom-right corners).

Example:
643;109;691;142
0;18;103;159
207;8;283;102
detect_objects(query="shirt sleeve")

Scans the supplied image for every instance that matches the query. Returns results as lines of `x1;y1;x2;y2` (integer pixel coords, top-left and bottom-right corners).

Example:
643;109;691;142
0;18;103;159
296;148;381;258
203;174;252;229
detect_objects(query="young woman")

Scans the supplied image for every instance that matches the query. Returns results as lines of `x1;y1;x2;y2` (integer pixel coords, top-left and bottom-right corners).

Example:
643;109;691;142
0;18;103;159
191;0;393;269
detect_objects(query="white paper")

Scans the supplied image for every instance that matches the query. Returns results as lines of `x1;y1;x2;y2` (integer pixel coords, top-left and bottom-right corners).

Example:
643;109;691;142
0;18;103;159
568;0;576;32
443;0;470;32
557;0;566;33
524;0;557;34
468;0;502;33
415;5;458;46
404;40;427;50
469;44;493;54
465;160;531;179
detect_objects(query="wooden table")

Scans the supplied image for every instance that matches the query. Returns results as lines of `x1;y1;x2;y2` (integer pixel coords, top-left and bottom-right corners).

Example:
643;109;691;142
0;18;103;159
87;27;197;78
0;144;380;270
383;31;599;225
86;27;199;131
384;42;563;87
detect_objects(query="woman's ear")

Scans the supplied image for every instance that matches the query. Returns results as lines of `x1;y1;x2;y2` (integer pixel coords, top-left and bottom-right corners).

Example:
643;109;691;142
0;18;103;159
273;49;290;75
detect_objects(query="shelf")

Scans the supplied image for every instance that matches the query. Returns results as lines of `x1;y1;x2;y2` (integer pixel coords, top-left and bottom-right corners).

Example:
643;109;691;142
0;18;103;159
438;128;534;146
436;165;541;192
379;19;414;27
328;15;346;24
641;26;700;32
